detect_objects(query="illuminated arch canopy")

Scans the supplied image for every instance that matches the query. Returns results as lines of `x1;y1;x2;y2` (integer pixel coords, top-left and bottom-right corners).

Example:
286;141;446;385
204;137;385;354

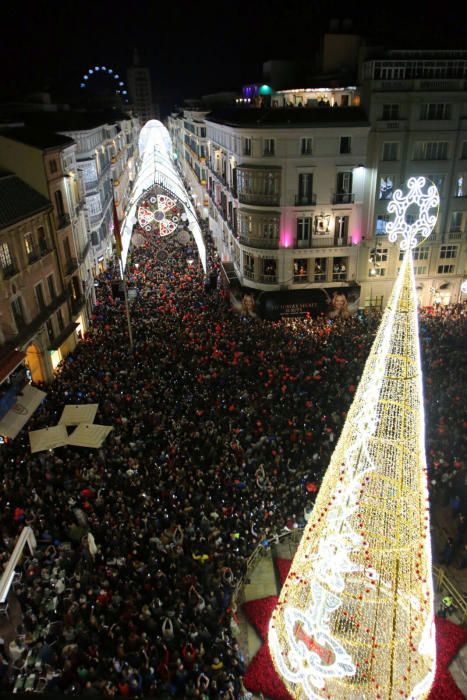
120;120;207;272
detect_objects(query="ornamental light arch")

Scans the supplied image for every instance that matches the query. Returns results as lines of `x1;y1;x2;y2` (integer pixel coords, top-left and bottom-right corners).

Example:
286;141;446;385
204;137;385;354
119;120;207;271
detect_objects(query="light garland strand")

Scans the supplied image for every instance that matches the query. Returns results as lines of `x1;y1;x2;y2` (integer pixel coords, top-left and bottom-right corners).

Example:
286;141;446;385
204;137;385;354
269;179;438;699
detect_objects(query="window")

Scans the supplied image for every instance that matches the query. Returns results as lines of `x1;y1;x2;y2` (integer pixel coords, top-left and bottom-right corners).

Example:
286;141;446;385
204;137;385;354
425;174;444;194
314;258;327;281
382;142;399;161
91;231;99;247
244;253;254;276
379;175;395;199
47;274;56;300
87;193;102;217
382;104;399;120
297;173;314;204
263;221;276;239
335;216;349;242
301;138;312;155
376;215;390;234
54;190;65;216
399;247;429;261
37;228;50;258
24;232;37;262
56;309;65;332
243;137;251;156
0;241;12;270
340;136;351;154
333;257;347;280
46;319;54;343
49;159;58;174
440;245;457;259
420;103;451;120
450;212;463;232
262;259;276;278
414;266;427;275
335;172;353;203
369;267;386;276
63;237;72;261
35;282;46;311
263;138;275;156
437;264;454;274
462;142;467;160
297;217;312;244
11;297;26;329
414;142;448;160
294;259;308;281
455;175;466;197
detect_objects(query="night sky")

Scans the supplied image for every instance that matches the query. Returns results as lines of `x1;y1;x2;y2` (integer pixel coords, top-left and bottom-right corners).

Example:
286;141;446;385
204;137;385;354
2;0;466;113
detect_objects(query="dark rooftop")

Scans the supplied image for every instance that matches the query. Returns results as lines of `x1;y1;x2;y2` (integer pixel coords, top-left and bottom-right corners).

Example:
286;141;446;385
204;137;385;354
205;106;369;128
0;126;75;150
0;171;51;229
21;109;133;132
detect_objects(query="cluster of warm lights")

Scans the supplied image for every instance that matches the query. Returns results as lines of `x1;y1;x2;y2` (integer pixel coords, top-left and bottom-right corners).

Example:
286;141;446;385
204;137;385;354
269;178;438;699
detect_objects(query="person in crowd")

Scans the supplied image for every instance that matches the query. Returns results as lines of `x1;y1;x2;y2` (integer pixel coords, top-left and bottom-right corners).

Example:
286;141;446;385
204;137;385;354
0;224;464;697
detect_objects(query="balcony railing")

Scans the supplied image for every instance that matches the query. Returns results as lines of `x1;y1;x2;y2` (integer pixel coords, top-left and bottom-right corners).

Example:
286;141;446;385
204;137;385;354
238;192;280;206
333;193;355;204
295;193;317;206
313;272;327;282
259;274;277;283
1;260;19;279
71;295;86;316
332;271;347;281
79;240;91;262
243;269;255;280
56;213;71;230
311;235;349;248
239;236;279;250
65;258;79;275
27;251;40;265
293;274;309;283
84;179;99;193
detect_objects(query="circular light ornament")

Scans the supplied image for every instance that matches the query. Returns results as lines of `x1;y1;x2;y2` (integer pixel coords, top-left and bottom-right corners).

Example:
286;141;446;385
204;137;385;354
461;279;467;294
177;230;191;245
137;193;181;237
386;176;439;250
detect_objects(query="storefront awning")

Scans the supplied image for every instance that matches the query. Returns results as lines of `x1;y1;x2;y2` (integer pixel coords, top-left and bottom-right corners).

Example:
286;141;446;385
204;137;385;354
0;349;26;384
0;384;46;439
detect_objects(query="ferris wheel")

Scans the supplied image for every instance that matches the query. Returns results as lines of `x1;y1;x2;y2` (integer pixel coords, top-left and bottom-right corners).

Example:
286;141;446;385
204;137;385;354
79;65;129;104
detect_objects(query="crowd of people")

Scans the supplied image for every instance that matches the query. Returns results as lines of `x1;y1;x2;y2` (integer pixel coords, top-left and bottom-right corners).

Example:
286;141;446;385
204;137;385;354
0;222;465;697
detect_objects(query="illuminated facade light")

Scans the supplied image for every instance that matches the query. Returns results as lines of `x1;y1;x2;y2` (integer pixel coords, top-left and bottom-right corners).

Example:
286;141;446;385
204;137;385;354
387;176;440;250
269;179;438;700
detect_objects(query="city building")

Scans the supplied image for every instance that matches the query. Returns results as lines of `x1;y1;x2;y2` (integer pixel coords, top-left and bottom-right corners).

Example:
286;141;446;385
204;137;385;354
0;170;76;384
169;105;370;315
168;46;467;311
359;49;467;307
127;50;157;124
0;128;93;333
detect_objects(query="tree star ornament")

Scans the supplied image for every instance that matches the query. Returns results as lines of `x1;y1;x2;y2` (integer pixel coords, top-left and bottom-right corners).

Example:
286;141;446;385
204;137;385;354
386;176;439;250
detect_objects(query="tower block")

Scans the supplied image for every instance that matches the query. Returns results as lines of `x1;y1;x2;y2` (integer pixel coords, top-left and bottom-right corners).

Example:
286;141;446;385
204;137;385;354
269;203;437;700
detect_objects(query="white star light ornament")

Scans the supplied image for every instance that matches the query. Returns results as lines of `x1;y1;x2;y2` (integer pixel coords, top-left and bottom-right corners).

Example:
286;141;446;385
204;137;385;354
386;176;440;250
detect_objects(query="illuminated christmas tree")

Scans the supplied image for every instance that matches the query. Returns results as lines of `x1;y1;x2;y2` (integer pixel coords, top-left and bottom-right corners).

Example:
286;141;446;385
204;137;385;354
269;177;439;700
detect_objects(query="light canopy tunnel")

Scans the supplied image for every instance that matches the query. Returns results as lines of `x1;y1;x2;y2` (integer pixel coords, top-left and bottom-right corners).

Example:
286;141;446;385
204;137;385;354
120;120;207;272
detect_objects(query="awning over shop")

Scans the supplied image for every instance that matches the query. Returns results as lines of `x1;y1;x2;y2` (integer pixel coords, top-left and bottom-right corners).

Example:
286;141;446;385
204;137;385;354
0;349;26;384
0;384;47;439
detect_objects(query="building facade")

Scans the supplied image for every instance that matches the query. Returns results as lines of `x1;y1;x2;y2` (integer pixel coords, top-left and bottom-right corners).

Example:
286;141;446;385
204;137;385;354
0;171;75;383
58;114;140;275
359;49;467;307
169;49;467;310
127;50;156;124
0;129;93;335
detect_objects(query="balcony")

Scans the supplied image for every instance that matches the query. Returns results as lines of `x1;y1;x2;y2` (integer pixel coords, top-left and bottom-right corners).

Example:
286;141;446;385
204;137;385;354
71;295;86;316
295;193;317;206
239;236;278;250
9;289;70;348
79;240;91;262
259;274;277;283
311;235;349;248
332;193;355;205
332;271;347;281
0;260;19;280
238;192;280;206
64;257;79;276
56;212;71;230
293;274;308;284
84;179;99;193
27;251;40;265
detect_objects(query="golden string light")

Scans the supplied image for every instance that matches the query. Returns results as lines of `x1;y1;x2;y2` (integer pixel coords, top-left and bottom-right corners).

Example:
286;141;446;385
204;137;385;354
269;177;438;699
